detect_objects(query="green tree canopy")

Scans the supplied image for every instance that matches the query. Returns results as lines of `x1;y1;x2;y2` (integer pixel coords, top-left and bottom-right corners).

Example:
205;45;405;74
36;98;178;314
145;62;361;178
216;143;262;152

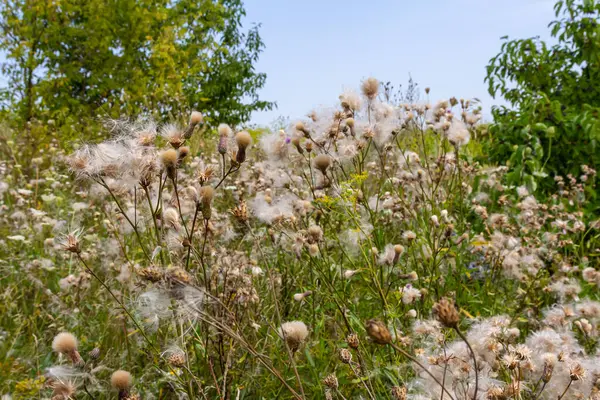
485;0;600;197
0;0;273;140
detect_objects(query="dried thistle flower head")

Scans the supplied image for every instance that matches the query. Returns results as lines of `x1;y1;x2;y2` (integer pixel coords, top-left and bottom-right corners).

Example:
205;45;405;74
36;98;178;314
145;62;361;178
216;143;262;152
163;207;180;230
162;124;185;149
160;149;178;179
361;77;379;99
346;333;360;349
570;363;586;381
110;369;133;397
313;154;331;175
339;348;352;364
279;321;309;352
51;380;76;400
296;121;310;137
322;373;338;389
365;319;392;345
235;131;252;163
433;297;460;328
60;230;82;254
52;332;82;365
391;386;407;400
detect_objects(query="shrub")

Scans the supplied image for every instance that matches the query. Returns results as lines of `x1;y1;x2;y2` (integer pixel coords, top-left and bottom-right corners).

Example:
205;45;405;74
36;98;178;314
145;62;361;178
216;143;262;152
485;0;600;203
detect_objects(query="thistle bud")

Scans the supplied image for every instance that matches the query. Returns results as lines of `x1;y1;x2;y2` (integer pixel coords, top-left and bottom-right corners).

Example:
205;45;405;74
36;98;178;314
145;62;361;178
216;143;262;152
218;124;232;155
184;111;203;139
88;347;100;360
365;319;392;345
199;186;214;220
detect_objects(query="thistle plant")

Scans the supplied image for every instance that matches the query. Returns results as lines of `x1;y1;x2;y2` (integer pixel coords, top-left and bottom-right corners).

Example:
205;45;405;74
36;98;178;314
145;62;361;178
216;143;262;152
0;79;599;399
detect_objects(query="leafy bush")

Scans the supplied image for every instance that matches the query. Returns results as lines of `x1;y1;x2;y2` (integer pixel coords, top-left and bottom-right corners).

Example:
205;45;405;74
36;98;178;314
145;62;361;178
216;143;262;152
485;0;600;202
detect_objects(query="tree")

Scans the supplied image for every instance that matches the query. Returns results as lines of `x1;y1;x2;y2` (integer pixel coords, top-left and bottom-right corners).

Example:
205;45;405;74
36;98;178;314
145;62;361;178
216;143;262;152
0;0;273;143
484;0;600;197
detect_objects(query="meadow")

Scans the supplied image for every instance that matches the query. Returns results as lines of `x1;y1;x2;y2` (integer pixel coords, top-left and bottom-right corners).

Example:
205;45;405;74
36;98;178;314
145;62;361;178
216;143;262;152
0;76;599;399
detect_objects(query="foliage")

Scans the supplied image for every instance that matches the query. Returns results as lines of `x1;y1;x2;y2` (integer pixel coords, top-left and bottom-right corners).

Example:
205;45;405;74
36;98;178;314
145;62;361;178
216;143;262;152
0;0;273;146
1;80;599;399
484;0;600;200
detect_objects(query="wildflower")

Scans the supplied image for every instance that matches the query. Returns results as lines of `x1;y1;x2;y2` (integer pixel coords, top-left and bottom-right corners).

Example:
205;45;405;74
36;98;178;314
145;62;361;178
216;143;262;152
365;319;392;345
323;374;338;389
361;77;379;100
88;348;100;360
339;89;362;111
199;186;214;220
313;154;331;175
162;124;184;149
342;334;358;351
52;332;82;365
217;124;232;155
407;309;417;318
58;230;83;254
293;291;312;302
569;363;585;381
339;348;352;364
279;321;309;352
184;111;203;139
391;386;407;400
164;347;187;368
111;370;133;399
401;285;421;304
163;207;180;230
177;146;189;163
160;149;178;179
291;136;304;153
295;121;310;137
343;269;358;279
402;231;417;241
433;298;460;328
50;380;76;400
447;120;470;147
235;131;252;163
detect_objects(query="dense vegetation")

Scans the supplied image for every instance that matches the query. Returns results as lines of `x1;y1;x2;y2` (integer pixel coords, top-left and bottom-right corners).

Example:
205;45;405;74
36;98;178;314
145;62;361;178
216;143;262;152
0;0;599;399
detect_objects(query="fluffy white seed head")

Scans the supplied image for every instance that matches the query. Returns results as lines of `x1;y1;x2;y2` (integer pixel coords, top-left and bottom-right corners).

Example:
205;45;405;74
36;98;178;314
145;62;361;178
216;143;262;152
52;332;78;354
111;370;132;390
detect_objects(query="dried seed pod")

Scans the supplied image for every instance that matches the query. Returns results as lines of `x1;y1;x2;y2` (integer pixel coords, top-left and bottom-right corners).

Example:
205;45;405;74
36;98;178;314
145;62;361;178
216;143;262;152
365;319;392;345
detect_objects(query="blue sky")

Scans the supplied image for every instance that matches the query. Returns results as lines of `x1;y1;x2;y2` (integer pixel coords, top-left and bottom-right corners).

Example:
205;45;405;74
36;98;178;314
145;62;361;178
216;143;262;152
244;0;556;125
